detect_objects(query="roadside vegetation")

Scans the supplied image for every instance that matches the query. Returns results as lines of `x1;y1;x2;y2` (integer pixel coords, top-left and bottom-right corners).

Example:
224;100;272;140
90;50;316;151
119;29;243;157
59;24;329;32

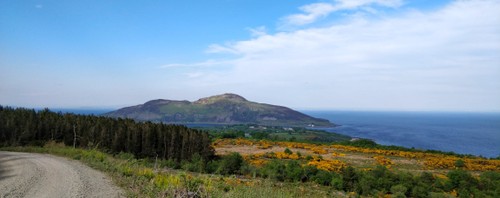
1;142;336;197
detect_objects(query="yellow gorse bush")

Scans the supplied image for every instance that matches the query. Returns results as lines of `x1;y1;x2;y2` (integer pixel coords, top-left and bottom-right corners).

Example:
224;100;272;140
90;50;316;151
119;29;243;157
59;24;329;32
307;159;347;172
213;138;500;171
373;156;394;168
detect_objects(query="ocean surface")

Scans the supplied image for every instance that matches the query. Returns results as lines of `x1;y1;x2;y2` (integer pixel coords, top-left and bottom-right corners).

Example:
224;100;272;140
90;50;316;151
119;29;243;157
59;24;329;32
303;111;500;158
42;108;114;115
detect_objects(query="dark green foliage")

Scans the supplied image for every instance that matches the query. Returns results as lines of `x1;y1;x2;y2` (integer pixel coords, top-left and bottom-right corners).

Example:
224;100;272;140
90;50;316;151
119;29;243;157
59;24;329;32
213;131;245;139
239;162;258;178
311;170;333;186
205;160;221;174
217;152;244;175
454;159;465;168
331;173;343;190
358;171;376;195
391;184;408;198
344;139;378;148
479;171;500;197
342;166;359;192
446;170;478;197
250;131;269;140
446;170;476;189
411;185;429;198
201;124;351;143
181;153;205;172
0;106;214;162
259;160;286;181
302;165;319;182
159;158;179;169
284;160;303;182
284;148;292;155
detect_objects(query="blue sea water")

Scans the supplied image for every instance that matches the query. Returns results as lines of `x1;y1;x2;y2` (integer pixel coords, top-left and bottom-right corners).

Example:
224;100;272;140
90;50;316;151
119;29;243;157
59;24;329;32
303;111;500;158
43;108;114;115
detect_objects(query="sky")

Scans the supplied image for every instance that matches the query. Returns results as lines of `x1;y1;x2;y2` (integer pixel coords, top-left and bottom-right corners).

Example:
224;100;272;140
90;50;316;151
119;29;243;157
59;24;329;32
1;0;499;112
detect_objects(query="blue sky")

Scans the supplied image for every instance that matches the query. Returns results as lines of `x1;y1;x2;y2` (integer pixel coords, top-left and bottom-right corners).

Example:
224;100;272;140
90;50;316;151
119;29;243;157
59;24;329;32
1;0;499;112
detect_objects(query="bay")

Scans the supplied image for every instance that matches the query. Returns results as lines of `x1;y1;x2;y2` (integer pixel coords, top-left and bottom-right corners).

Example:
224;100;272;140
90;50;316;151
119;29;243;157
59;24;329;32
303;111;500;158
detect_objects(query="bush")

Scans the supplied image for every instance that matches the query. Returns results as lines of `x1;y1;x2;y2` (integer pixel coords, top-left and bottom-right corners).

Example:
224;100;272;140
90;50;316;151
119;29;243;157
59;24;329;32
358;173;376;195
446;169;477;190
312;170;333;186
217;152;244;175
181;153;205;172
284;160;303;182
251;132;269;140
411;185;429;198
240;162;258;178
479;171;500;196
302;165;319;182
391;184;408;198
347;139;377;148
205;160;220;173
342;166;358;192
259;160;286;181
331;173;343;190
454;159;465;168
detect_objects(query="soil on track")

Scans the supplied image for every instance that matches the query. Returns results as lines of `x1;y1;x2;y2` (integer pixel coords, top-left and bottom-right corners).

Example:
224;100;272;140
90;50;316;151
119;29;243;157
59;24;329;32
0;151;124;198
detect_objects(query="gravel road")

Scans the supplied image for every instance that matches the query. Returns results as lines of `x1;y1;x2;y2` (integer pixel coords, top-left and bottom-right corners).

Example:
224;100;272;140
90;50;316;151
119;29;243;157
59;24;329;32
0;151;124;198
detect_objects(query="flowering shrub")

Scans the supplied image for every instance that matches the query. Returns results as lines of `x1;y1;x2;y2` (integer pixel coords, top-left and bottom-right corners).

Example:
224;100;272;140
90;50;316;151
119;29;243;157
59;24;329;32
307;159;346;172
213;138;500;171
373;156;394;168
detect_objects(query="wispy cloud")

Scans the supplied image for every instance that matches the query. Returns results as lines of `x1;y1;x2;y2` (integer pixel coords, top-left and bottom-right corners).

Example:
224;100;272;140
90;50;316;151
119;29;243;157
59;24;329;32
282;0;403;26
248;26;268;37
177;0;500;111
206;44;240;54
284;3;336;26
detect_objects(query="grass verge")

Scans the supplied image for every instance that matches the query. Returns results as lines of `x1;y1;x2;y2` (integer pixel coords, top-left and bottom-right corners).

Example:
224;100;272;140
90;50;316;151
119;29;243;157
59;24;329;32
0;143;340;198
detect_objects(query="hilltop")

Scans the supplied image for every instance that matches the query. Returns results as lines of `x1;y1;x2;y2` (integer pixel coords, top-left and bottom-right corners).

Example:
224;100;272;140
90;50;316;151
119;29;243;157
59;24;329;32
103;93;333;127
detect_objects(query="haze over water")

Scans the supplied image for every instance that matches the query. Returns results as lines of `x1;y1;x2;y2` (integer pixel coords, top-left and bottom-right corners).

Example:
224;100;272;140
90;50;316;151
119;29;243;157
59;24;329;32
305;111;500;158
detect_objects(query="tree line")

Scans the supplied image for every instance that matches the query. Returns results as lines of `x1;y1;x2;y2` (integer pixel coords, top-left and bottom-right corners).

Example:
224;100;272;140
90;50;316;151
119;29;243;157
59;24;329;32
0;106;214;161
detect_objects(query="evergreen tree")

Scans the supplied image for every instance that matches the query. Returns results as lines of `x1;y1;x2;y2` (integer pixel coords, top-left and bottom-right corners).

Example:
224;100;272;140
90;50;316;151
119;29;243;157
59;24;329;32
0;106;215;162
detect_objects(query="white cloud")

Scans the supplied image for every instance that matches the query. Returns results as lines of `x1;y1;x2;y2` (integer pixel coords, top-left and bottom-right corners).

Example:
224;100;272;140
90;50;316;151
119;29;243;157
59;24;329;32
175;0;500;111
282;0;403;26
248;26;268;37
284;3;336;26
206;44;239;54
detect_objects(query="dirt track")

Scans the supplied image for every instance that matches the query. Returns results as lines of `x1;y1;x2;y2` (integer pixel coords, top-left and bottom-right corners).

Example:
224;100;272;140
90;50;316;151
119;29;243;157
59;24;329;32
0;151;124;198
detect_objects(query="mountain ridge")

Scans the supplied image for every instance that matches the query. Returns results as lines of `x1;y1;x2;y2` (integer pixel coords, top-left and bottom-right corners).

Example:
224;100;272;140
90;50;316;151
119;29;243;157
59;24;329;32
103;93;334;127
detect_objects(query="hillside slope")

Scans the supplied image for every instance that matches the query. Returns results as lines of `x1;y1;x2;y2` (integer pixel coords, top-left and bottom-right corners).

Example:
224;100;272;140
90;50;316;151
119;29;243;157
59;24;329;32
103;93;333;127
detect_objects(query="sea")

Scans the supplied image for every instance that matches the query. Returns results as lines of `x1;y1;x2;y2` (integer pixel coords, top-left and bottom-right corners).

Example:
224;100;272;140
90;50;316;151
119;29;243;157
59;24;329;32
303;111;500;158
